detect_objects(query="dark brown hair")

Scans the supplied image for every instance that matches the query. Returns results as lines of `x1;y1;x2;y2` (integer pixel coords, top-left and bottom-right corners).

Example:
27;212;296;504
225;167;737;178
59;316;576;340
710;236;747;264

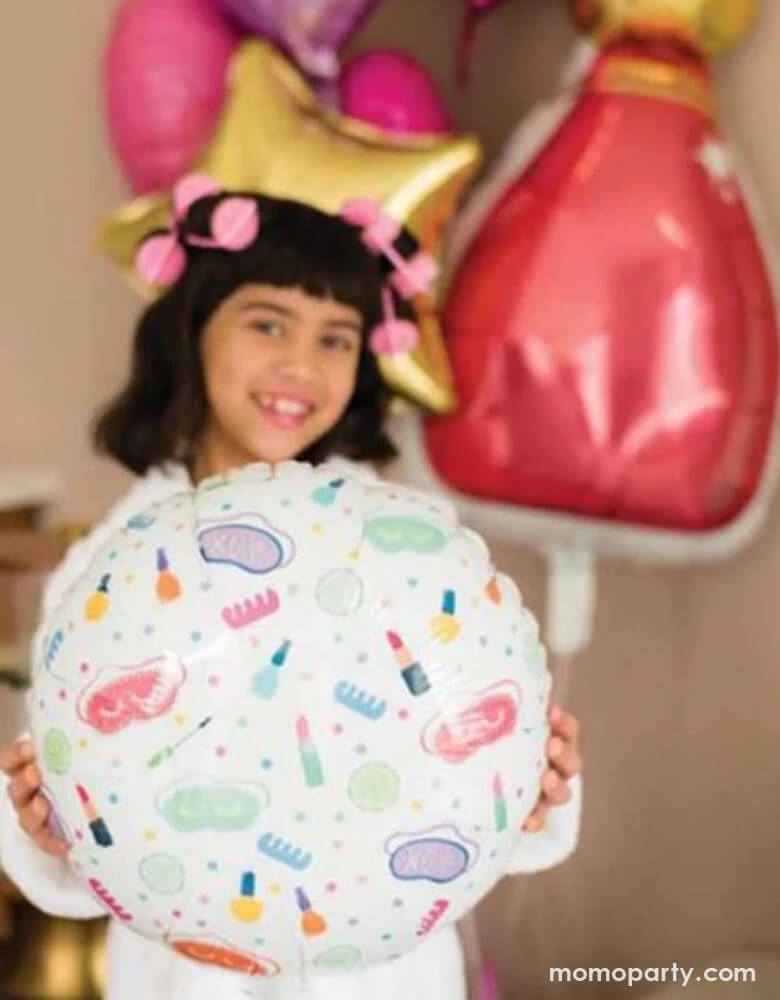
93;193;416;475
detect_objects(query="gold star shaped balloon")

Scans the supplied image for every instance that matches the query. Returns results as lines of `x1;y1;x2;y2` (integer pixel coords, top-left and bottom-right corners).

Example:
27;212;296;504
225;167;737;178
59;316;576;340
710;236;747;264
98;41;483;413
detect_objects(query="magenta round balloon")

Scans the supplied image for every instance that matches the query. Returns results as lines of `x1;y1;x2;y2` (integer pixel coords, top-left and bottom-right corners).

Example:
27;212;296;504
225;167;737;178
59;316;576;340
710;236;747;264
339;50;451;135
215;0;380;78
104;0;237;195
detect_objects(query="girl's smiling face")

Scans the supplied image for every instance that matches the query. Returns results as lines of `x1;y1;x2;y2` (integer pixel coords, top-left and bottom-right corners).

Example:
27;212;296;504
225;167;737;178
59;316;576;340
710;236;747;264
194;283;363;479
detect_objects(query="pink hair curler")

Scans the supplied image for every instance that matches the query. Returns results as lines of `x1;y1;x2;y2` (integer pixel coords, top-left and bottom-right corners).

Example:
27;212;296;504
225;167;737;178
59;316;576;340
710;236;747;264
134;173;261;287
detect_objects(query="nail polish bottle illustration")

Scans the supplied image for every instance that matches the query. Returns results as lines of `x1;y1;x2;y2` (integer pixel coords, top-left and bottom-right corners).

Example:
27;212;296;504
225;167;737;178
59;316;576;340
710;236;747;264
156;548;182;602
295;887;327;936
85;575;111;622
252;640;292;699
230;872;264;923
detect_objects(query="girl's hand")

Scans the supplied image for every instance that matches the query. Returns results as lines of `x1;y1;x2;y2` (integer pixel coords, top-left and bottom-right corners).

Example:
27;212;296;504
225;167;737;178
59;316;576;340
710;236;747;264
0;740;69;857
522;705;582;833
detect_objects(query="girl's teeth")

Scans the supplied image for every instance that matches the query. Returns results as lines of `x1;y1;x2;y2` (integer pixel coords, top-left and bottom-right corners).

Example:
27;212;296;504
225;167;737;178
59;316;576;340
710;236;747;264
277;399;305;415
259;394;310;416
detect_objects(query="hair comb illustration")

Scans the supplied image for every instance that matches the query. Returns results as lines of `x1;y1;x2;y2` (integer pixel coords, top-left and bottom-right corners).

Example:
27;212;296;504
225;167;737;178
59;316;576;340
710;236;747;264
257;833;312;872
333;681;387;721
221;590;280;629
43;629;65;670
416;898;449;937
88;878;133;922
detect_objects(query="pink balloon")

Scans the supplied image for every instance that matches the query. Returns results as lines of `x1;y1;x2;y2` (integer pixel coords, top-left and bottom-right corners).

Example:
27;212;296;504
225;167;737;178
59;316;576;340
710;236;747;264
104;0;238;195
339;50;452;135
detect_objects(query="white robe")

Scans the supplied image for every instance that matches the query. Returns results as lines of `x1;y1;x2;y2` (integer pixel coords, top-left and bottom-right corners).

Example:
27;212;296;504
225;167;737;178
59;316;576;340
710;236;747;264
0;461;582;999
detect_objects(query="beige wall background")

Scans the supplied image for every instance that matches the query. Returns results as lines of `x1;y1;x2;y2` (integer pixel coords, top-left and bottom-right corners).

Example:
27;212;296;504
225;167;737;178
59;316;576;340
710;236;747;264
2;1;780;997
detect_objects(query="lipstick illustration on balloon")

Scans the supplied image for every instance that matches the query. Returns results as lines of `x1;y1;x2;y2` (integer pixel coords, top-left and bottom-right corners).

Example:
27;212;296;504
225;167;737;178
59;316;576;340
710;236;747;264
76;784;113;847
296;716;324;788
493;773;508;832
386;630;431;696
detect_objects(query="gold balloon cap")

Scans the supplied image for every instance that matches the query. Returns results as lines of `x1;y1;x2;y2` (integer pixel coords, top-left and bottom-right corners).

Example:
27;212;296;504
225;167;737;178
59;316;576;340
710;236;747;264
569;0;759;56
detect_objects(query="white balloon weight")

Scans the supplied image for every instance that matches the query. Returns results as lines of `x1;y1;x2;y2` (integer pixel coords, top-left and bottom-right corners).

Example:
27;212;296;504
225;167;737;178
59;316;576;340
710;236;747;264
31;462;550;979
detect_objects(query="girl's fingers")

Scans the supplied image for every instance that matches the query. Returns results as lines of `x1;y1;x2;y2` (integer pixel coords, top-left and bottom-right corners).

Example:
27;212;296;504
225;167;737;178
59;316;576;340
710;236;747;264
522;708;580;835
21;796;68;856
549;706;580;744
23;763;42;791
18;794;50;835
31;794;50;821
0;740;35;776
547;737;583;780
34;830;70;858
522;803;549;832
6;763;43;809
541;769;572;805
19;802;46;837
558;748;583;780
7;774;36;809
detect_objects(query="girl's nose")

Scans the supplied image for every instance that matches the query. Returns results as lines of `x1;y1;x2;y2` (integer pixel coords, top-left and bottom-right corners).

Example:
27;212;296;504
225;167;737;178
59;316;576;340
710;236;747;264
273;340;318;384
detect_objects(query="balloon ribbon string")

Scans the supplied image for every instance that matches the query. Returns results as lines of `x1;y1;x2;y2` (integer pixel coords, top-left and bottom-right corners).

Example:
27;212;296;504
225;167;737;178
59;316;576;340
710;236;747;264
457;4;506;86
457;7;482;87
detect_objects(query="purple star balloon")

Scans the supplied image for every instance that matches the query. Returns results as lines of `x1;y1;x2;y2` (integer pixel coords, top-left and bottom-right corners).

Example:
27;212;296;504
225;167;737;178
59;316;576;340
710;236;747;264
215;0;381;78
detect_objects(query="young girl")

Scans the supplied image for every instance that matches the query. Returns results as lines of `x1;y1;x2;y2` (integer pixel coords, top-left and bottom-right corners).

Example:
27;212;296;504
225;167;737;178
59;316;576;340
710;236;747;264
0;181;582;1000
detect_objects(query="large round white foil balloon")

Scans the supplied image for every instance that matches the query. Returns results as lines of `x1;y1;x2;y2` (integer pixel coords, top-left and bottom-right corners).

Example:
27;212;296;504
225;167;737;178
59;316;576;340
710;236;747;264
31;462;549;979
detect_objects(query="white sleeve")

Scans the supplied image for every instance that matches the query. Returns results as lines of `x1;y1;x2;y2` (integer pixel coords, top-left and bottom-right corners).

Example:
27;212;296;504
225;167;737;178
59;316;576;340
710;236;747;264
506;774;583;875
0;467;189;920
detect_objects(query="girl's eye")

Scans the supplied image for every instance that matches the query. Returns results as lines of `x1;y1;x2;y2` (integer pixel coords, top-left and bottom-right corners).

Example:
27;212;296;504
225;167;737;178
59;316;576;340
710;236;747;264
321;333;358;353
251;320;284;338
